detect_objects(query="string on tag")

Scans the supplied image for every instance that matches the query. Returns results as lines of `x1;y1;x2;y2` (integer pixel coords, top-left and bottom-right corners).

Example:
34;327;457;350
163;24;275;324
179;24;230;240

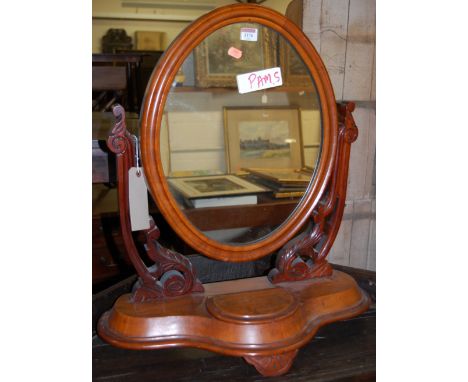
132;135;142;177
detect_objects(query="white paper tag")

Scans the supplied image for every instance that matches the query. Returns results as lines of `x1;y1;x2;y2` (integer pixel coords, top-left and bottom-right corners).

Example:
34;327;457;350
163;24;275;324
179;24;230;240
236;67;283;94
128;167;150;231
240;27;258;41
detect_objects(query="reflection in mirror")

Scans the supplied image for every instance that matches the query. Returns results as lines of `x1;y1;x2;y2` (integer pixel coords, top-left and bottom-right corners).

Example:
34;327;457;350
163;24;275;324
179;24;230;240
159;22;322;245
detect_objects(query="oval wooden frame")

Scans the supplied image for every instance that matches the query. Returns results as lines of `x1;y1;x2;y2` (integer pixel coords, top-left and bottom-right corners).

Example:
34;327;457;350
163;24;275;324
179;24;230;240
141;4;338;262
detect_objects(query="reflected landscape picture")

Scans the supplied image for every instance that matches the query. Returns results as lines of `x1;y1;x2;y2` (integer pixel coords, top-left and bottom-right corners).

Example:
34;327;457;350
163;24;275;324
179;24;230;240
238;120;292;159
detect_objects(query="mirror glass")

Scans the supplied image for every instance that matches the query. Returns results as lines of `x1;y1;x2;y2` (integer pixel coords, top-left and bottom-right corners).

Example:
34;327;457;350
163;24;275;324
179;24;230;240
160;22;322;245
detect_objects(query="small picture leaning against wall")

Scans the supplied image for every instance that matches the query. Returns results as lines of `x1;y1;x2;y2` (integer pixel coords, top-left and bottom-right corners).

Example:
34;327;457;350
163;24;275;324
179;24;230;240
224;107;303;174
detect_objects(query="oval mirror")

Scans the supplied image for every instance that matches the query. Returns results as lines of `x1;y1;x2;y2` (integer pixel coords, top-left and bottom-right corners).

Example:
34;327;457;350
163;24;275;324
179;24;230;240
141;4;338;262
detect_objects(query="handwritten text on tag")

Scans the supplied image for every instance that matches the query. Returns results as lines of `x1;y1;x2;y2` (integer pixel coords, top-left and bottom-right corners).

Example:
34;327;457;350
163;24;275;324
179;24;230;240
240;28;257;41
236;67;283;94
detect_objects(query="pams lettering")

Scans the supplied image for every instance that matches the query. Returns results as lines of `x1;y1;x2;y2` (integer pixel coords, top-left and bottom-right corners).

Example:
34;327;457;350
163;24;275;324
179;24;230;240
248;70;281;89
236;67;283;94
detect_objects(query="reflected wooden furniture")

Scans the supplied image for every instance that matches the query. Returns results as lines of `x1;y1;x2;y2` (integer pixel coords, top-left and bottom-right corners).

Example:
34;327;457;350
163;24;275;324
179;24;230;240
97;4;368;377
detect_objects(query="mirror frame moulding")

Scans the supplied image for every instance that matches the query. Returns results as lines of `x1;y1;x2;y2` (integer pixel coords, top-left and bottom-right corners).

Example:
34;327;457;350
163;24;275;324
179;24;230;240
140;3;338;262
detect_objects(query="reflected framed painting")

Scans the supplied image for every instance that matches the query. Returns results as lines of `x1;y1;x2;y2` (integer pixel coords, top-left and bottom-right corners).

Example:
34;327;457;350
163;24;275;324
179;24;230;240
224;107;304;173
279;38;312;88
194;23;277;87
168;174;266;199
244;168;312;186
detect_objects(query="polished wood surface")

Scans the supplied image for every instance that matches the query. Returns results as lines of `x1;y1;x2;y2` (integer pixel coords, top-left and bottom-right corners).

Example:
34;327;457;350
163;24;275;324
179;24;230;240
140;3;339;262
93;266;375;381
94;311;375;381
98;270;369;376
244;349;299;377
206;287;298;324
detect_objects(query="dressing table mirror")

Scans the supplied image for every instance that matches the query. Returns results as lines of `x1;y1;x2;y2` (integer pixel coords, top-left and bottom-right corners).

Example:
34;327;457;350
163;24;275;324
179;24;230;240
98;4;369;377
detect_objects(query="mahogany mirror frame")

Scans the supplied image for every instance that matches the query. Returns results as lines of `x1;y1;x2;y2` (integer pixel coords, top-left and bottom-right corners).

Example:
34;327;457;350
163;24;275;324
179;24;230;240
99;5;368;377
140;3;339;262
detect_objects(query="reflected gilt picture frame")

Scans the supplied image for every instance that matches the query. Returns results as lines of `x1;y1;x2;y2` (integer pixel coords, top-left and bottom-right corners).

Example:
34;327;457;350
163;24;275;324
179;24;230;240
243;168;311;186
194;23;277;87
279;38;312;87
224;107;304;174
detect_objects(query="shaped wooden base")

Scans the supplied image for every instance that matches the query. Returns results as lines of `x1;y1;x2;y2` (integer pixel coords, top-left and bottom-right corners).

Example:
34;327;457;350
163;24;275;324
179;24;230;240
98;270;369;377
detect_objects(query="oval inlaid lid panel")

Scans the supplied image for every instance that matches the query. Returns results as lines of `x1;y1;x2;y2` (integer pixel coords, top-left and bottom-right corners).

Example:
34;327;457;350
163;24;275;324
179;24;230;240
206;288;298;324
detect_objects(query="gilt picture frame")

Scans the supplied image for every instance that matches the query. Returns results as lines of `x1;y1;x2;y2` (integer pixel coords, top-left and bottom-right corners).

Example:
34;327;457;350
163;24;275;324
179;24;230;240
194;23;277;87
224;107;304;174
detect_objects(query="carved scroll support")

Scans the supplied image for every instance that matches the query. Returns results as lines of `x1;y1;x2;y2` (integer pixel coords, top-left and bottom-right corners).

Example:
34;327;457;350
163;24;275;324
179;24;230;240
244;349;299;377
107;104;203;302
269;102;358;283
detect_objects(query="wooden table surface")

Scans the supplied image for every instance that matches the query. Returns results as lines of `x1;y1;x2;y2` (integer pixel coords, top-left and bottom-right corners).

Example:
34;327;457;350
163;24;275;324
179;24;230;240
92;264;376;381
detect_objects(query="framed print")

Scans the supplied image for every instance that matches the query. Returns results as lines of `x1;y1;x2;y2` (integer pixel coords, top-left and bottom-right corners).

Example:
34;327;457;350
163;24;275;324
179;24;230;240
168;174;266;199
194;23;277;87
224;107;303;173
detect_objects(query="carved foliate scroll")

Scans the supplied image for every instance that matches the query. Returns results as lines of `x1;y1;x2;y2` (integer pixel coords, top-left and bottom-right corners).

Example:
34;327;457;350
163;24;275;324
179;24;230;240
108;104;203;302
132;219;204;302
269;102;358;283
